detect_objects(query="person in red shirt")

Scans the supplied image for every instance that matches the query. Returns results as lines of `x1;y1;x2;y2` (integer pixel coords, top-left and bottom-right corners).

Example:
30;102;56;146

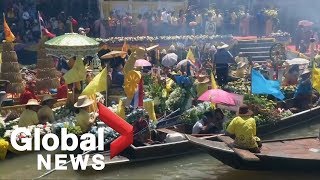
20;81;38;104
57;78;68;99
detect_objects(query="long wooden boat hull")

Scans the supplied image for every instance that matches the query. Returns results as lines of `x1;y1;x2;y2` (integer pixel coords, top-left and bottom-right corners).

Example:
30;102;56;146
188;135;320;171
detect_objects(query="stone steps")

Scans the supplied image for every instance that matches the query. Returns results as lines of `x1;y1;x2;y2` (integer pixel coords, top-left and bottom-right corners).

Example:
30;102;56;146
236;39;276;62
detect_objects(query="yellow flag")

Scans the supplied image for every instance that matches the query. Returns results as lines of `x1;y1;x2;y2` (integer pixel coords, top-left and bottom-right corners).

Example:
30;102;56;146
117;97;126;119
211;71;218;89
63;57;86;84
312;66;320;93
81;68;107;95
121;41;128;58
123;51;137;76
186;48;195;64
143;99;157;121
3;15;15;42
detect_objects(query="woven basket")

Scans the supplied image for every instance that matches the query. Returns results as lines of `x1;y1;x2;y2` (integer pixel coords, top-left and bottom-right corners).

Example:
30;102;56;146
1;51;18;62
1;62;20;72
2;42;14;52
7;83;25;94
0;72;23;83
37;69;59;79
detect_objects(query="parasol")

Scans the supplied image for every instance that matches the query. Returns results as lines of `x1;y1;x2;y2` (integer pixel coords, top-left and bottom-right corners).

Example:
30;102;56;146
198;89;235;105
101;51;127;59
44;33;99;58
298;20;314;27
138;44;159;52
286;58;309;65
162;53;178;67
176;59;195;69
134;59;152;67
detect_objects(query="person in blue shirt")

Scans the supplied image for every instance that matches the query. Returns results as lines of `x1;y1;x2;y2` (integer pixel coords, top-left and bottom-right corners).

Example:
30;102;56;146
111;63;124;88
293;69;312;110
213;42;235;86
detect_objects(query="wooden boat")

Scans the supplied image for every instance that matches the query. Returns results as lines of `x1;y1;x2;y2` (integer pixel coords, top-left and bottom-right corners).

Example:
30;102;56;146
166;105;320;138
85;128;219;169
186;135;320;171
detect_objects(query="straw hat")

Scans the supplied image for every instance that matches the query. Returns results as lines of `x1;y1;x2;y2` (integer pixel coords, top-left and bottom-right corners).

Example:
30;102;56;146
253;63;261;69
169;45;176;51
41;95;55;104
74;95;94;108
161;49;167;54
238;104;253;116
216;42;229;49
237;61;246;69
301;69;311;76
26;99;40;106
195;74;210;84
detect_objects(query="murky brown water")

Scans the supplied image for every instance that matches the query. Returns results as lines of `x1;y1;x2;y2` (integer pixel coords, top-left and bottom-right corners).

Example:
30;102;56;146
1;120;319;180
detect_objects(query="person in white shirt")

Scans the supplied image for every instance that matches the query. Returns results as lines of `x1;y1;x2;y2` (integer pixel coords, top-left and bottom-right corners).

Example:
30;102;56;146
192;112;215;134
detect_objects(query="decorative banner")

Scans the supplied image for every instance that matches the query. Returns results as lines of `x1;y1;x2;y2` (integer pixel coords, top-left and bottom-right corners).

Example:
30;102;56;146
217;93;244;112
124;70;141;100
98;103;133;159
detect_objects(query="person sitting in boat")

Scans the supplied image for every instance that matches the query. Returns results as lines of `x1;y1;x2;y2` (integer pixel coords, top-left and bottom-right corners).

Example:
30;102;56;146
214;108;227;133
57;77;68;99
235;61;248;78
38;95;55;124
74;95;98;132
18;99;40;127
226;104;262;153
192;111;218;134
20;80;38;104
283;64;299;86
291;69;312;112
133;113;152;145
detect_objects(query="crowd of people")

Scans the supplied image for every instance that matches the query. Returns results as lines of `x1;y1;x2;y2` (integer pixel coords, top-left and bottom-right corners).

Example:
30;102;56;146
1;1;282;43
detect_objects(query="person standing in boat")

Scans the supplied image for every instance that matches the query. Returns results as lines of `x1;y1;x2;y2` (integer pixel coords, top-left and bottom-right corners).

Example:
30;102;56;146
292;69;312;112
18;99;40;127
226;104;261;153
38;95;55;124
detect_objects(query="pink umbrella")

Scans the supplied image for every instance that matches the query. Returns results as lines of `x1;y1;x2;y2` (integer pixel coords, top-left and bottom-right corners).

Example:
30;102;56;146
198;89;235;106
134;59;152;67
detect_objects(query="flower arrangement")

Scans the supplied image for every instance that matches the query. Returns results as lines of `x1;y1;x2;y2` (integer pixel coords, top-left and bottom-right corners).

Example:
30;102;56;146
180;102;213;125
97;35;234;44
264;9;278;19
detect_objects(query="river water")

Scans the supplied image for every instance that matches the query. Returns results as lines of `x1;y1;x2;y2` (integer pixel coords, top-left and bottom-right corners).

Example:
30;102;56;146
1;120;319;180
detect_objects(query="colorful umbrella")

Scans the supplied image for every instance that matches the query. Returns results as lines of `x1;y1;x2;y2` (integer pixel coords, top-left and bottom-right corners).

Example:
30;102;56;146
162;53;178;67
134;59;152;67
45;33;99;58
198;89;235;105
176;59;195;69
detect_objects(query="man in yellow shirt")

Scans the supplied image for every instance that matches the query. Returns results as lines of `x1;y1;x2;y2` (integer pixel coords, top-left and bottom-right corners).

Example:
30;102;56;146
74;95;98;132
38;95;55;124
226;104;261;153
18;99;40;127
